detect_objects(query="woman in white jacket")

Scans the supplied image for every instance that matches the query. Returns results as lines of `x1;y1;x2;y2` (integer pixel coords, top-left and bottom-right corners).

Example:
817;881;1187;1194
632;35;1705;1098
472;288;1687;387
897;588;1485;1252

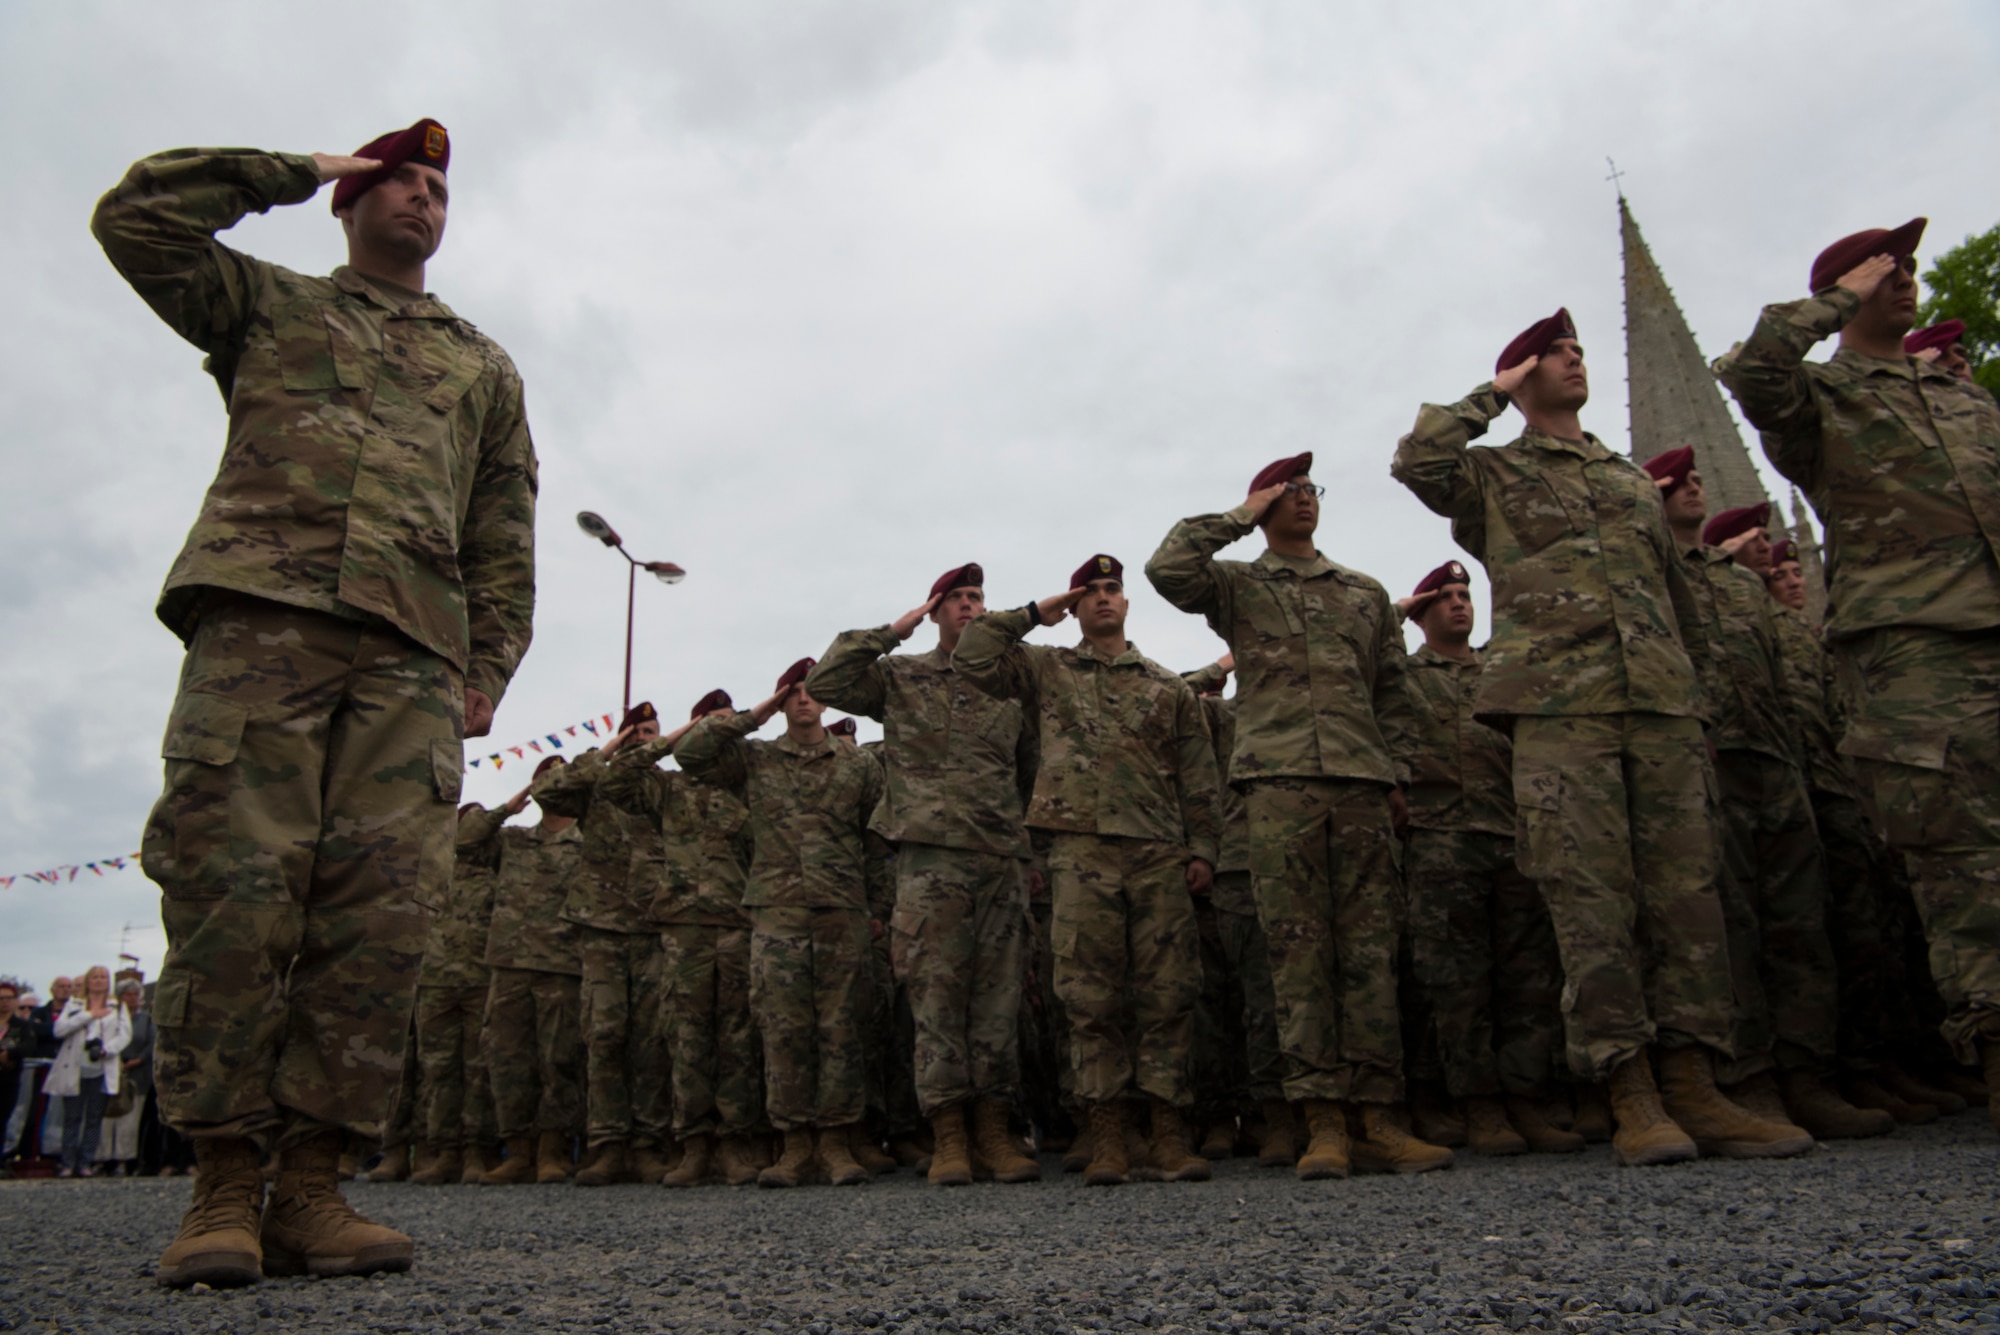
49;964;130;1178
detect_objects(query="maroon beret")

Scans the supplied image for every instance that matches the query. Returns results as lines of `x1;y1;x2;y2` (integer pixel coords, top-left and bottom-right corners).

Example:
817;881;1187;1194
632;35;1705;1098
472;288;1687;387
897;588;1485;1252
776;658;817;692
689;689;733;721
1495;308;1577;375
1248;452;1313;494
533;754;565;779
330;118;450;214
457;801;481;818
930;563;984;600
1703;503;1772;548
1411;560;1471;597
1770;538;1800;566
1070;554;1124;589
1905;319;1965;356
826;718;858;738
1641;446;1696;493
619;701;658;733
1809;218;1925;295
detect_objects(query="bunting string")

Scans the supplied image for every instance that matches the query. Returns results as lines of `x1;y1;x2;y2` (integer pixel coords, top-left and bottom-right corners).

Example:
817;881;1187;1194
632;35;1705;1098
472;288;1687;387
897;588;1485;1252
0;852;144;891
465;712;617;772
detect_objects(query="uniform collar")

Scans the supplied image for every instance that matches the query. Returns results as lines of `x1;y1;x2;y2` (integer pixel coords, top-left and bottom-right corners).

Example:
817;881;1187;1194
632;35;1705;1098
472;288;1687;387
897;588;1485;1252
773;732;835;758
920;644;957;671
1075;637;1147;667
332;265;458;319
1251;548;1335;580
1519;426;1615;461
1414;642;1479;668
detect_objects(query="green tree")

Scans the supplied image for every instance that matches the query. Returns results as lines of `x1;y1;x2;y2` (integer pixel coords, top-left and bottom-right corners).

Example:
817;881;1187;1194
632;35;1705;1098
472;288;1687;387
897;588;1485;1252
1917;221;2000;397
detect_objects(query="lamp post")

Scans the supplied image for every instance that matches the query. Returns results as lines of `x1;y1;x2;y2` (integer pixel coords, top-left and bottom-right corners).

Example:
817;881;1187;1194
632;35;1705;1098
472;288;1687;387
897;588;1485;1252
576;510;685;715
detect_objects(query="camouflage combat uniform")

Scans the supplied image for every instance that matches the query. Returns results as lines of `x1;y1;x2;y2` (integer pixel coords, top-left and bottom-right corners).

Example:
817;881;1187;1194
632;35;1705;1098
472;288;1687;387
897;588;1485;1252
1146;522;1414;1105
807;636;1037;1117
676;716;892;1131
602;736;763;1141
1679;544;1838;1080
955;608;1220;1107
1401;645;1566;1098
1392;390;1731;1079
532;750;671;1153
1719;286;2000;1062
97;148;536;1144
412;805;501;1153
480;815;584;1140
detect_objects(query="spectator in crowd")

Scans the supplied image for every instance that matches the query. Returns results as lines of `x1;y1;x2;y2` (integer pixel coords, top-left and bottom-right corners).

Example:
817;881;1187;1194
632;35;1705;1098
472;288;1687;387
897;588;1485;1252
98;978;154;1176
0;978;30;1171
48;965;131;1178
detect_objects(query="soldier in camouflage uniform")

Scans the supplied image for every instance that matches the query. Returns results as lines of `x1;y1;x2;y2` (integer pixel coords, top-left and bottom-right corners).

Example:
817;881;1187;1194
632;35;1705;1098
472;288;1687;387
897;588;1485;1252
476;756;586;1185
601;690;768;1187
676;661;894;1189
96;120;536;1285
1182;657;1291;1168
1148;453;1451;1181
806;565;1040;1186
1393;309;1807;1167
408;801;504;1185
1717;222;2000;1126
532;704;674;1186
955;554;1219;1185
1395;561;1577;1156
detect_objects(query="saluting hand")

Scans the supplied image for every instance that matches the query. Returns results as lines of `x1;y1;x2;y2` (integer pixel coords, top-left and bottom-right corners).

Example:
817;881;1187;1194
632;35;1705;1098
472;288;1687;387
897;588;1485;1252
1244;482;1289;523
601;724;638;758
1394;592;1440;624
504;783;534;816
1913;346;1943;365
1835;254;1898;303
1493;355;1539;396
891;594;943;641
749;686;794;727
1035;587;1089;627
1215;652;1234;675
310;153;384;183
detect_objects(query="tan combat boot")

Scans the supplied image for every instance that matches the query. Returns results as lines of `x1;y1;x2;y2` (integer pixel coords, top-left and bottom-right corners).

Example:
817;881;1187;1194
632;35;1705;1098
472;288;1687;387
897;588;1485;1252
850;1127;897;1175
260;1130;414;1278
459;1142;498;1184
1462;1096;1527;1156
534;1132;573;1184
927;1104;974;1187
1147;1099;1212;1182
971;1098;1042;1183
1606;1053;1697;1166
817;1125;869;1186
1780;1070;1894;1140
631;1142;675;1185
1061;1122;1094;1174
574;1140;632;1187
1881;1062;1968;1116
663;1133;712;1188
1083;1100;1129;1186
716;1134;762;1186
1256;1099;1297;1167
889;1135;931;1171
409;1143;461;1186
1351;1104;1455;1175
481;1136;538;1184
1571;1082;1614;1143
337;1148;360;1181
1658;1047;1813;1159
1925;1063;1989;1108
156;1137;265;1288
1842;1070;1936;1125
757;1129;815;1188
365;1141;412;1184
1199;1119;1237;1160
1504;1096;1585;1153
1408;1080;1467;1149
1294;1099;1350;1181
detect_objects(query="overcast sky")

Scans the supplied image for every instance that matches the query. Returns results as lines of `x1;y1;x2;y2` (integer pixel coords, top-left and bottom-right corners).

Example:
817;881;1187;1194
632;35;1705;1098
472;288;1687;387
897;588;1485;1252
3;1;1996;986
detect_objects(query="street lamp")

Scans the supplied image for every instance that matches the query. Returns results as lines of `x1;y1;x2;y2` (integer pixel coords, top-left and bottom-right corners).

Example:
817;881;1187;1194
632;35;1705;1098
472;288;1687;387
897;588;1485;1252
576;510;685;715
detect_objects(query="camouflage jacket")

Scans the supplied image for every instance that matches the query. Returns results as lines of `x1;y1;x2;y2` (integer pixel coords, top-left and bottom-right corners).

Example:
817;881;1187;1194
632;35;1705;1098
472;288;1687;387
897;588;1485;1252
1770;608;1857;801
1181;663;1250;877
676;713;894;915
1679;546;1800;764
1402;645;1514;837
1144;513;1413;786
1715;288;2000;641
806;629;1036;858
532;748;658;933
421;804;501;988
600;736;753;927
953;608;1220;865
482;818;584;976
1391;388;1709;723
91;149;538;706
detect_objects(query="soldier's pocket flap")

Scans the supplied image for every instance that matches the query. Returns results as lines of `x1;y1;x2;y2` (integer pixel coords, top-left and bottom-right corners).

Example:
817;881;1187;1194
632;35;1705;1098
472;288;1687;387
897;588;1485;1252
425;347;486;414
889;905;925;939
1051;917;1080;961
1837;719;1949;771
153;973;191;1028
160;693;248;767
1512;761;1563;812
431;738;464;803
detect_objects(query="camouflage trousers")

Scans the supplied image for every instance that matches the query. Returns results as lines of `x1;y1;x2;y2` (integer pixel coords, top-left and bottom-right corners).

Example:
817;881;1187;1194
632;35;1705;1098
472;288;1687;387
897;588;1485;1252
141;595;458;1144
1017;897;1073;1137
1511;713;1732;1079
890;844;1027;1116
1405;828;1565;1098
1216;897;1284;1105
660;922;762;1139
578;927;671;1150
1244;777;1405;1104
414;981;495;1150
1710;752;1838;1082
1047;834;1199;1106
482;967;582;1139
750;907;869;1130
1833;626;2000;1063
1814;793;1934;1070
864;935;923;1139
1191;897;1250;1122
382;1015;418;1146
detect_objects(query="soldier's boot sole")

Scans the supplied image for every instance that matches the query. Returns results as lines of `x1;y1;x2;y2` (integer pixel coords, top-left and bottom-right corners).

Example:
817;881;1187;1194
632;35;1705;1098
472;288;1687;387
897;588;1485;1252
1463;1097;1528;1156
1881;1064;1968;1116
1198;1123;1236;1160
1611;1131;1698;1167
157;1246;263;1289
261;1238;413;1280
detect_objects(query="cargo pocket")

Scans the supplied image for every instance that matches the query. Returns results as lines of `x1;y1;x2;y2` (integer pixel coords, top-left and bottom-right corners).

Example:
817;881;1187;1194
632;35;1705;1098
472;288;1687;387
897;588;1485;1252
1498;475;1576;556
152;972;192;1028
431;738;464;803
1839;719;1951;849
154;692;248;901
160;691;247;767
889;905;925;981
1512;762;1566;882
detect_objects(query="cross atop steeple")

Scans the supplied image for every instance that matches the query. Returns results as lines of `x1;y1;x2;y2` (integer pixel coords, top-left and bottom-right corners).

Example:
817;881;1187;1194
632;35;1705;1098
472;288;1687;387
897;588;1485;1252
1605;156;1627;200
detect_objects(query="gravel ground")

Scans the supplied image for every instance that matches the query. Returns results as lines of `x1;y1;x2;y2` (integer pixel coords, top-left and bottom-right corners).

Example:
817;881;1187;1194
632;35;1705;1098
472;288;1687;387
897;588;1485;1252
3;1117;1996;1335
